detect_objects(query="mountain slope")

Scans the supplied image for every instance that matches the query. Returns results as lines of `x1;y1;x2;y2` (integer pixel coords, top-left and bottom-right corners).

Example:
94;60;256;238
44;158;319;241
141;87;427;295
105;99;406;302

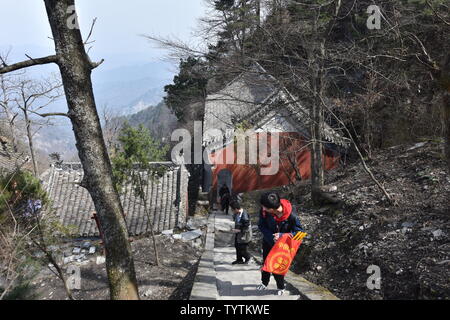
123;101;178;142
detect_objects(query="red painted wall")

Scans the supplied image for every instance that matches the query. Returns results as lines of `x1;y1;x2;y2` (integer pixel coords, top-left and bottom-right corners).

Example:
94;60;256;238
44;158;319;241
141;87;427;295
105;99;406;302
209;132;339;193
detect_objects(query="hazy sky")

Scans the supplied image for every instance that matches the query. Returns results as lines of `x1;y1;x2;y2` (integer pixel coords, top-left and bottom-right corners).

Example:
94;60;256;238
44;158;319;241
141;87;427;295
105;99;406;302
0;0;207;69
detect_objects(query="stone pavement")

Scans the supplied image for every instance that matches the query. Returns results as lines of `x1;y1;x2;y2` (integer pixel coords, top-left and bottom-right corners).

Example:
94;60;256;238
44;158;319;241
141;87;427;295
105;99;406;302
191;210;302;300
190;210;339;300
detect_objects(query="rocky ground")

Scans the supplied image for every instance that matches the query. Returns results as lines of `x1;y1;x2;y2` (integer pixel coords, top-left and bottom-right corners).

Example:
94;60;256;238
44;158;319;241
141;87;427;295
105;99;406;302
244;140;449;300
7;217;207;300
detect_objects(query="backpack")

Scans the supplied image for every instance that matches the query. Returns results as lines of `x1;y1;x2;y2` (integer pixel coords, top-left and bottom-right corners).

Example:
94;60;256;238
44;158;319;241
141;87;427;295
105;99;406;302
236;211;252;244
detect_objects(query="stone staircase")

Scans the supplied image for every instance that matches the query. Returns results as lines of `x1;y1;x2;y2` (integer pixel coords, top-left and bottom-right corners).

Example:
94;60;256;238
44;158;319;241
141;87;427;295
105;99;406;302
190;210;339;300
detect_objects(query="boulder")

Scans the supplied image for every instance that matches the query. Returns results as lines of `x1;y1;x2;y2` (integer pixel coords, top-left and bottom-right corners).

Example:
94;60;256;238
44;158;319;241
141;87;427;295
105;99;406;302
180;229;203;242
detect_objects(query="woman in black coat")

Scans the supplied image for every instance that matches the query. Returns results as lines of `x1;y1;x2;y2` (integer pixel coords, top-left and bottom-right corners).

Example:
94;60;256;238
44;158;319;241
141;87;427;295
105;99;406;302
230;199;252;264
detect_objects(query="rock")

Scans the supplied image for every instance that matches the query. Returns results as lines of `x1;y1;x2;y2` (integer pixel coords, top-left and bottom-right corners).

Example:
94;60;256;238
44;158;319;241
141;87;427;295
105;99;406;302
401;227;412;234
161;229;174;236
96;256;106;265
401;222;414;228
82;241;91;249
186;218;208;230
185;220;196;231
72;247;81;254
191;237;203;249
75;254;86;262
407;142;427;151
173;234;182;240
180;229;203;242
357;243;368;250
318;207;329;213
143;289;153;297
32;251;45;259
47;245;59;252
63;256;75;265
432;229;444;239
88;246;96;254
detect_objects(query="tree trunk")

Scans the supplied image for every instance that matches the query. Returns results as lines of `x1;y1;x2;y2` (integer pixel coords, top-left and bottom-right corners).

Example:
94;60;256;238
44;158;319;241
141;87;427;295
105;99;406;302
43;0;139;300
310;100;324;205
310;56;325;205
441;53;450;173
256;0;261;27
6;109;18;153
0;77;19;152
444;93;450;173
23;109;39;177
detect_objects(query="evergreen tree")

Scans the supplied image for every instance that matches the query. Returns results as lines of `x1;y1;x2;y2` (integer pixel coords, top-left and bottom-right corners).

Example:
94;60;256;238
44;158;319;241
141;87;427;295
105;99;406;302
164;57;207;123
111;124;169;267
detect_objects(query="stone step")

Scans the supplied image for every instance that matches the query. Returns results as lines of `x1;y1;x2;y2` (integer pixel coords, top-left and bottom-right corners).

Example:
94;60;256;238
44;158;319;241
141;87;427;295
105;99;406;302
189;210;339;301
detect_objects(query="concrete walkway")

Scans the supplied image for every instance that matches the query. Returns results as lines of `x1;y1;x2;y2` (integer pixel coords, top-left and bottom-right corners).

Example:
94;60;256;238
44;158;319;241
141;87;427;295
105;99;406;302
214;211;301;300
190;210;338;300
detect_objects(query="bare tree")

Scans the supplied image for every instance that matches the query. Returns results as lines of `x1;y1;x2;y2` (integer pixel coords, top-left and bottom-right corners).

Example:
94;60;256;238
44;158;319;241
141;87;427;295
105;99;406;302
0;0;139;299
13;77;63;177
0;50;23;153
100;104;124;155
0;169;75;300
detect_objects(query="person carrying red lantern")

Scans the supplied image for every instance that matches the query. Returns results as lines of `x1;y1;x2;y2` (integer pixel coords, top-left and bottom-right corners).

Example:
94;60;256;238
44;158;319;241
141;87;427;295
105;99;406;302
257;191;305;296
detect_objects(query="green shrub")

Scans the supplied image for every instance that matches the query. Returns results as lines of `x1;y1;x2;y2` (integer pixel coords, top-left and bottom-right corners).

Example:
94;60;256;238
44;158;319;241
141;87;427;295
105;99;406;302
0;170;48;215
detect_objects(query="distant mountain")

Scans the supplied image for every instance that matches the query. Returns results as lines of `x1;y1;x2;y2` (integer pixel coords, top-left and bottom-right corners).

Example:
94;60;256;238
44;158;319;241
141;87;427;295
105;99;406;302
32;118;79;161
126;87;166;114
92;62;174;116
123;101;178;142
2;51;178;161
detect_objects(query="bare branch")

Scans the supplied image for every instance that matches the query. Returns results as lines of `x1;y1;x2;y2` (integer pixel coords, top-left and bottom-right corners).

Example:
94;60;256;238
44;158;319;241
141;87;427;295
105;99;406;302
90;58;105;69
426;0;450;27
84;17;98;45
0;55;58;74
29;110;70;118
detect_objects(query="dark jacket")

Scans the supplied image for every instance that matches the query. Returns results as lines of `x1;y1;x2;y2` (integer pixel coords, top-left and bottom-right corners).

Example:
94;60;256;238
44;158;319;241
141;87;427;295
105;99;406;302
234;209;252;244
258;200;304;247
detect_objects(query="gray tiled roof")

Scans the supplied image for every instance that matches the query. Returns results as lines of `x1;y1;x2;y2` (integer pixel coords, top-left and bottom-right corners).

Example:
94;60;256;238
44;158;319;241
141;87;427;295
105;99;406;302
203;63;350;148
41;162;189;238
203;64;278;147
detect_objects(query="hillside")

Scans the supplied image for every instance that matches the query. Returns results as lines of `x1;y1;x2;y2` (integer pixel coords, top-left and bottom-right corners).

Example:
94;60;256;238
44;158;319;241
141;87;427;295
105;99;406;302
123;101;178;142
244;140;449;300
